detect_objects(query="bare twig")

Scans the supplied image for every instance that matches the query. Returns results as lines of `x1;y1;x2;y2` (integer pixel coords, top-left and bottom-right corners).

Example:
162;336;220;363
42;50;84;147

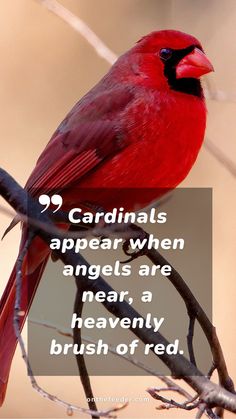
73;287;98;418
148;389;219;418
147;387;218;418
187;314;197;366
205;138;236;179
147;387;200;411
36;0;117;65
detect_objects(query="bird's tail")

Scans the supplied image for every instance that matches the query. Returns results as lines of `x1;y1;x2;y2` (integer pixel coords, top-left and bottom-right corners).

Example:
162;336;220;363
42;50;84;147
0;233;50;406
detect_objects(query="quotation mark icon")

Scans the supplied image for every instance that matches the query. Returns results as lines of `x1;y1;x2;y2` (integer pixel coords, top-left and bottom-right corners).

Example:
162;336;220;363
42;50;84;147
39;194;63;213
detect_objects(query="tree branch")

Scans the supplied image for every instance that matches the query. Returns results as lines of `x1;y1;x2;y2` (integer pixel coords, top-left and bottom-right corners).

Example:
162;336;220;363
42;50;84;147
0;167;236;416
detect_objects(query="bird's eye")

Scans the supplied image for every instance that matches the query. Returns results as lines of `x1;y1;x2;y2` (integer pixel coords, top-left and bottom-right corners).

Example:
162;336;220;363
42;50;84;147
159;48;173;61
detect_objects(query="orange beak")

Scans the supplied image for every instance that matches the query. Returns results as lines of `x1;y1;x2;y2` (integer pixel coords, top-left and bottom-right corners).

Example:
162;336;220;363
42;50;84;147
176;48;214;79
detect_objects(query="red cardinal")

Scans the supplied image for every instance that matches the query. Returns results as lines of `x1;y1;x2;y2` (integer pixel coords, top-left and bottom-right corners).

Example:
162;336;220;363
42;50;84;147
0;30;213;404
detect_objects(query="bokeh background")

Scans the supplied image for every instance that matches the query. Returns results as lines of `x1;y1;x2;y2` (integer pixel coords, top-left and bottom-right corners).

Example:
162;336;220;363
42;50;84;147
0;0;235;417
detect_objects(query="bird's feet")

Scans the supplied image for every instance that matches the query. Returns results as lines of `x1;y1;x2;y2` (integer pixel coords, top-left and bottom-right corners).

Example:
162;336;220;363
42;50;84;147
121;225;149;263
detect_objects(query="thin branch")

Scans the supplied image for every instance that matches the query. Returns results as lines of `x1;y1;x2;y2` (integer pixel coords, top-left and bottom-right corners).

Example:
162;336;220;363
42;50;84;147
187;314;197;366
148;389;218;418
205;138;236;178
148;388;219;419
73;287;98;418
36;0;117;65
147;387;200;411
147;387;216;418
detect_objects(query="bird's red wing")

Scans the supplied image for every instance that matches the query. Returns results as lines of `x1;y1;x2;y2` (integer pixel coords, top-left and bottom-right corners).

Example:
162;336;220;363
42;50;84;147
28;150;100;194
26;122;115;195
25;88;133;196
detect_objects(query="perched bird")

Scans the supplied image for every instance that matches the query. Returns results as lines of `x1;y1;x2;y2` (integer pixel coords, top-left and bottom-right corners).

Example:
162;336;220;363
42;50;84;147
0;30;213;405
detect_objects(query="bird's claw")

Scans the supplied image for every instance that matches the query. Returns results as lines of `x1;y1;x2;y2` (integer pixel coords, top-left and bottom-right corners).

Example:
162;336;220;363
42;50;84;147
51;251;60;262
121;228;149;263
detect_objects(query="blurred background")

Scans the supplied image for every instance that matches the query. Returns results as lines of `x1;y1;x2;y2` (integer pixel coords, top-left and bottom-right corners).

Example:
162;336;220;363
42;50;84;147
0;0;235;417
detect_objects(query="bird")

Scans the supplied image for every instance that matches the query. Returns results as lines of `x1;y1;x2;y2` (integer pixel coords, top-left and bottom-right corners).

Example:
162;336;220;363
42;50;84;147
0;29;213;405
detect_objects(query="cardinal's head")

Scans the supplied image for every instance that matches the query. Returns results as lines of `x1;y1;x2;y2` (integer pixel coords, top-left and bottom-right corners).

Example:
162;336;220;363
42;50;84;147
117;30;214;97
